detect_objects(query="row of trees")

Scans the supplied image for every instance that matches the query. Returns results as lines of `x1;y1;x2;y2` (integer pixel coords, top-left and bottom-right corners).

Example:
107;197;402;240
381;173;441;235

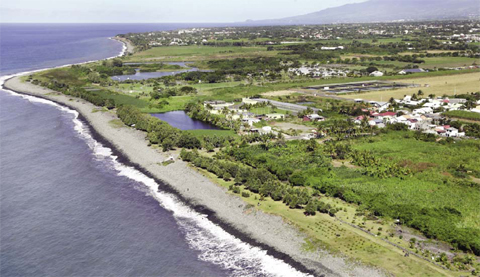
180;149;339;216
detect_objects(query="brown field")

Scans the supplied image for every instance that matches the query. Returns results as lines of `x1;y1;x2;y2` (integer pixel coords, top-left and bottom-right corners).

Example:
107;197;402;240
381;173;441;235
340;72;480;101
261;90;298;97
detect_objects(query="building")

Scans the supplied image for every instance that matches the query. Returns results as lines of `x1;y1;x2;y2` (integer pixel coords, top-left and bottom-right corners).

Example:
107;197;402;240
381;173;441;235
254;98;321;114
242;98;259;105
368;101;390;112
444;127;465;137
265;113;285;120
303;114;325;122
204;100;235;109
369;71;384;77
398;68;427;75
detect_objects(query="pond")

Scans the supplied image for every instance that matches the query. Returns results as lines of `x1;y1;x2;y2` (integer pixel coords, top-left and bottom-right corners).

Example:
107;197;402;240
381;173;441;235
111;62;212;81
151;111;220;130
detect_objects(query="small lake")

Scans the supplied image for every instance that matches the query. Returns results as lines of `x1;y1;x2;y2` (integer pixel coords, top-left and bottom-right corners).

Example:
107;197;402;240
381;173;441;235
151;111;220;130
112;62;212;81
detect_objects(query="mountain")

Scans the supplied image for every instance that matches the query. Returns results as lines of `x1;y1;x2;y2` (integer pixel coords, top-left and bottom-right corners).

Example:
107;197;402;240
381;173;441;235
249;0;480;25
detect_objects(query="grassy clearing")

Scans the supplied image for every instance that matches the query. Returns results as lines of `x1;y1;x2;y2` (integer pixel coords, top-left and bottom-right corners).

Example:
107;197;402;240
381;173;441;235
422;57;479;69
186;129;238;138
353;57;479;69
340;72;480;101
249;106;289;115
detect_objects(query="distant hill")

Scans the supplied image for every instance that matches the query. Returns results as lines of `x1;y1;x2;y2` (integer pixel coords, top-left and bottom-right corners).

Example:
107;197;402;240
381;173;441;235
247;0;480;25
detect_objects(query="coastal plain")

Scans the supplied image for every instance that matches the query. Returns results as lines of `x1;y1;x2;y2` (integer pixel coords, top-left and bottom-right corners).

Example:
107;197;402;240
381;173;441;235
8;22;480;277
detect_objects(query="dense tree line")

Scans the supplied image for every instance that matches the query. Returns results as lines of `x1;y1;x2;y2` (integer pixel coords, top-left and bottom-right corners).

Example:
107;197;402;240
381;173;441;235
180;148;339;216
207;57;287;75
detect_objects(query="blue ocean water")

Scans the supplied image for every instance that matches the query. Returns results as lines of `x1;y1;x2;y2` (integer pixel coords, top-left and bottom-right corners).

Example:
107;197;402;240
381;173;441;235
0;24;309;277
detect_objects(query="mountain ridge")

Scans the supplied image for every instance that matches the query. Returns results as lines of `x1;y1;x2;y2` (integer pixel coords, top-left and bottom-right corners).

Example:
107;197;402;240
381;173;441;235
245;0;480;25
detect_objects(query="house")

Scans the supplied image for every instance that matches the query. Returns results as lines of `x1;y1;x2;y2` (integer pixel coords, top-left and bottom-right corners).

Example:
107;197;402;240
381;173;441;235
377;111;396;117
204;100;234;109
369;71;384;77
242;117;261;127
303;114;325;122
444;127;465;137
265;113;285;120
368;101;390;112
242;98;259;105
398;68;427;75
413;107;433;114
413;121;435;131
471;105;480;114
321;46;344;50
448;98;467;104
261;126;272;134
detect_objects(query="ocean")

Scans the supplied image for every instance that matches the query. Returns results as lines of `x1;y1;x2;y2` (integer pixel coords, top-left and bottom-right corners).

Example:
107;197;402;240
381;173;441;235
0;24;309;276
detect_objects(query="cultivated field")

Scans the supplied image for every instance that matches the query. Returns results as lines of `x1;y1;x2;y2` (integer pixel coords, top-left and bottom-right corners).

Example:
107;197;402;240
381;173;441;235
125;45;280;62
340;72;480;101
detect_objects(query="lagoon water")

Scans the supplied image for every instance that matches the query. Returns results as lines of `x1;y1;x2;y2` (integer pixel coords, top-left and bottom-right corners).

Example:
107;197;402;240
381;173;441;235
152;111;220;130
111;62;213;81
0;24;308;277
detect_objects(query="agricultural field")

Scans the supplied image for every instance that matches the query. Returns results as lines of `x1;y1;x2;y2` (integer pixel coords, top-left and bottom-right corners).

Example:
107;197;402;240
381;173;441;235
124;45;282;62
350;132;480;230
194;166;458;277
444;110;480;121
340;72;480;101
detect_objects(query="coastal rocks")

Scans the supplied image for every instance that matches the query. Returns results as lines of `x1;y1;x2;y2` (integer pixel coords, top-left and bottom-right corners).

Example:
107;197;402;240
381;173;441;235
3;76;386;277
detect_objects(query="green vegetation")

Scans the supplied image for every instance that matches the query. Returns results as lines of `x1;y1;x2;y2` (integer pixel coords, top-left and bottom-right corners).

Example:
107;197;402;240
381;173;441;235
125;45;279;62
30;21;480;276
186;129;238;138
180;129;480;256
444;110;480;121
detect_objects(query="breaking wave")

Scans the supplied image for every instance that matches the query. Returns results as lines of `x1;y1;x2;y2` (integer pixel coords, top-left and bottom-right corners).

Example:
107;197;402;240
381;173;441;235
0;39;311;277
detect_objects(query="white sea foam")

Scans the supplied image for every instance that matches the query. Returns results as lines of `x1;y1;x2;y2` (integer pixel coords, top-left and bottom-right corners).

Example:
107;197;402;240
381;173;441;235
0;39;312;277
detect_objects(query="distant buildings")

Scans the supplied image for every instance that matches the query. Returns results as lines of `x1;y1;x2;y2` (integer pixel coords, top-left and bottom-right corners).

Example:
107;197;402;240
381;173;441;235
398;68;427;75
369;71;384;77
320;46;344;50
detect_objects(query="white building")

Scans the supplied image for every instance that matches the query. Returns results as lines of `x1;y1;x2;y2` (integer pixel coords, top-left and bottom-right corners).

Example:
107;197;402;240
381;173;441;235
369;71;384;77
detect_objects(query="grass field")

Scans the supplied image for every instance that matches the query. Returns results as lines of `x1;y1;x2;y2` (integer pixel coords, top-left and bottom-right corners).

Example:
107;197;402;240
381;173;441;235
351;57;479;70
125;45;282;62
186;129;238;137
249;106;289;115
444;110;480;121
340;72;480;101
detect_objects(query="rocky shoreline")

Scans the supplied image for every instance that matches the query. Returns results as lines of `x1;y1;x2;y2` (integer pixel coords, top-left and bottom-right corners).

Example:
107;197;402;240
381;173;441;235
3;75;385;277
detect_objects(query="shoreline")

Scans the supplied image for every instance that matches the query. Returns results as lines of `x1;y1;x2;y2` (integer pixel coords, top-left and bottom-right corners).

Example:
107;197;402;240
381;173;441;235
3;76;385;277
1;80;317;276
1;42;384;276
112;36;135;55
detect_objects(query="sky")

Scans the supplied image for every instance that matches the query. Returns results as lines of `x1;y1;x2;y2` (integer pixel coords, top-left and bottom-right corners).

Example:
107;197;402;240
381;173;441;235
0;0;366;23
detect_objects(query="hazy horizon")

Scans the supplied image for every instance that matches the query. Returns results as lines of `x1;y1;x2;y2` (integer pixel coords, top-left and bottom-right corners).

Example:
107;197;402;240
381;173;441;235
0;0;366;23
